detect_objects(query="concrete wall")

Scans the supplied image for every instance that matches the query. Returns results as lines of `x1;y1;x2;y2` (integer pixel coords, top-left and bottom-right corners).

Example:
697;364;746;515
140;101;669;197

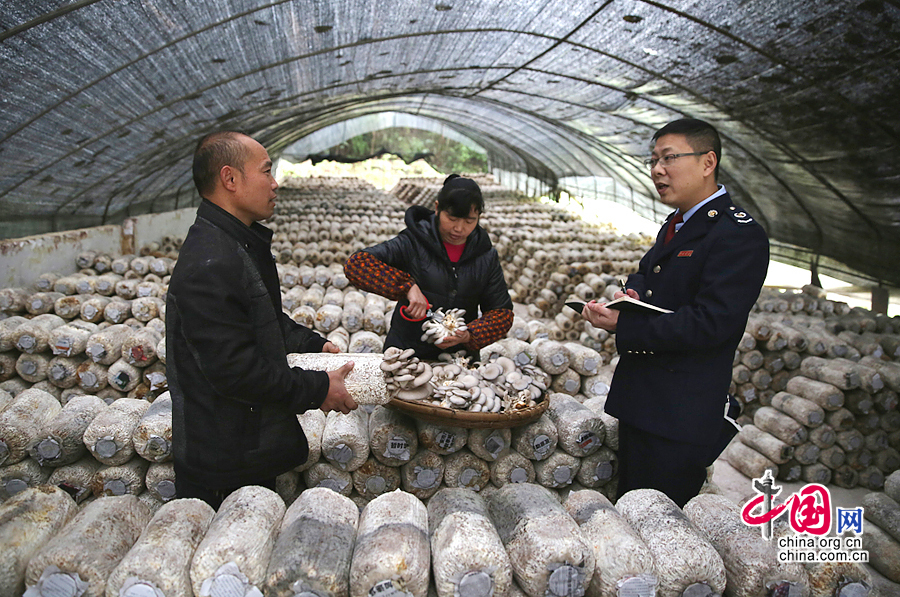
130;207;195;250
0;207;196;290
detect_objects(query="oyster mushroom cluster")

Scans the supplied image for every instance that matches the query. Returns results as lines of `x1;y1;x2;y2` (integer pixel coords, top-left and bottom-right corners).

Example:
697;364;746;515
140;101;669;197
420;308;467;344
380;347;433;400
430;355;547;412
381;349;547;413
429;362;497;411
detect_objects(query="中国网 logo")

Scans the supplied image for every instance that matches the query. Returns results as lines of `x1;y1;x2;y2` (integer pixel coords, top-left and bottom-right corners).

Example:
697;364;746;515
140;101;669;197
740;470;869;566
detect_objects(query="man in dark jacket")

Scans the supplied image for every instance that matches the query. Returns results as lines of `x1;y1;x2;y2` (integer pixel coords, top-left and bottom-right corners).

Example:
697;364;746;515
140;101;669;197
167;131;357;508
583;118;769;507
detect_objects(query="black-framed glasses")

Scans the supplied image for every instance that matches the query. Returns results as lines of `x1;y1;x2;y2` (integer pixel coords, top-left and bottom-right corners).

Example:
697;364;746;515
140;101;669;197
643;151;709;169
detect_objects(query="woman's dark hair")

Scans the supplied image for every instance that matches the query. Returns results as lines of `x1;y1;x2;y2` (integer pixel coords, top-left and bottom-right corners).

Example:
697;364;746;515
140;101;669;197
436;174;484;218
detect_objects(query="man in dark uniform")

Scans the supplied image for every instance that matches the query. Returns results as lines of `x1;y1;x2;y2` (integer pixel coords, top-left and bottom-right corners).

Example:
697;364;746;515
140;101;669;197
583;118;769;507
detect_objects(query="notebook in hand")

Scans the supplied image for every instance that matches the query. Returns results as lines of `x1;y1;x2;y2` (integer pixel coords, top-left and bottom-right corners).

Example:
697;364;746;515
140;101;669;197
565;297;672;315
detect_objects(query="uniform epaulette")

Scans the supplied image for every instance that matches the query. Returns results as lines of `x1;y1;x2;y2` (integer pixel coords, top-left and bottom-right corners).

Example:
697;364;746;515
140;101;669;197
726;205;757;226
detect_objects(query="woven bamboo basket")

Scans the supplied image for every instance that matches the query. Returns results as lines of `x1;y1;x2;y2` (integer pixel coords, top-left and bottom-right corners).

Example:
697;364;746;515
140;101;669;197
386;395;548;429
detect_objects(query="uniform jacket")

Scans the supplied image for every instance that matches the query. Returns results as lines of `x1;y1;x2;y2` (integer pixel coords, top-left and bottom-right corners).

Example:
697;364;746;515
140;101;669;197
364;205;513;360
605;192;769;445
166;199;329;488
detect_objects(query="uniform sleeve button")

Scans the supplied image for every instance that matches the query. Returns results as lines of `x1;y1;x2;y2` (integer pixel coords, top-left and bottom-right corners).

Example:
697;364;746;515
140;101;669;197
646;289;653;298
653;265;661;273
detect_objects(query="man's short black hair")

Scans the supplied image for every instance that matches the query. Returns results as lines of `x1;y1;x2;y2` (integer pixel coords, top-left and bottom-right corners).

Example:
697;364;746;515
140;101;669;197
652;118;722;181
436;174;484;218
192;131;252;197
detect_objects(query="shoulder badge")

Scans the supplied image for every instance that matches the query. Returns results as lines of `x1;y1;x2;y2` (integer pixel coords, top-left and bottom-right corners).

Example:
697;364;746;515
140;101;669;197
727;207;756;226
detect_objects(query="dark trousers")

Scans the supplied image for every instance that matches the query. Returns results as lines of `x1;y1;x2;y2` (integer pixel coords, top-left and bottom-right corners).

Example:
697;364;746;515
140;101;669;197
615;421;711;508
174;467;277;510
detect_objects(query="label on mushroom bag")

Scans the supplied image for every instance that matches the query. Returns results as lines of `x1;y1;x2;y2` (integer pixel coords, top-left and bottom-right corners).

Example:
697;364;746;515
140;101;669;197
552;466;573;486
547;563;585;597
459;468;481;490
369;580;412;597
319;477;349;493
365;475;387;494
121;578;166;597
483;432;506;459
50;364;68;381
5;478;28;495
413;466;439;489
199;562;263;597
533;434;552;459
112;371;132;390
23;565;89;597
436;431;456;450
455;570;494;597
80;370;98;387
384;436;410;461
576;431;600;452
292;582;329;597
593;461;614;482
509;467;529;483
617;575;655;597
329;444;353;467
147;371;167;390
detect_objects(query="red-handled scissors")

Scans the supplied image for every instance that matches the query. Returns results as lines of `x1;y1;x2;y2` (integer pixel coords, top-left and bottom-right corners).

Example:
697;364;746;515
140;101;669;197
399;304;434;322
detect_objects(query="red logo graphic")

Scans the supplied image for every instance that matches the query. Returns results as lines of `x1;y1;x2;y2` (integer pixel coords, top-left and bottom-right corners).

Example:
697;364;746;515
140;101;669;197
741;471;832;538
677;250;693;257
789;485;832;535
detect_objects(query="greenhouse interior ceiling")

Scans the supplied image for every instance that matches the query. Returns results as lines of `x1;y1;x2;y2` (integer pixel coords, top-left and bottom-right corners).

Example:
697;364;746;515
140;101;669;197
1;0;899;286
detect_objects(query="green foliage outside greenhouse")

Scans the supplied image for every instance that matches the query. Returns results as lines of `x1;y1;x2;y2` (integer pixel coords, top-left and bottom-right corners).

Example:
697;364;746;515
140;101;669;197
324;128;487;174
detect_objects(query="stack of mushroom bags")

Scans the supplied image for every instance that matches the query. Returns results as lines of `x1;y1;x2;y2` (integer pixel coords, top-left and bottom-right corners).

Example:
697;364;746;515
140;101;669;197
724;285;900;495
0;175;898;596
0;246;178;516
1;175;899;507
11;475;865;597
0;178;625;517
0;176;899;505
